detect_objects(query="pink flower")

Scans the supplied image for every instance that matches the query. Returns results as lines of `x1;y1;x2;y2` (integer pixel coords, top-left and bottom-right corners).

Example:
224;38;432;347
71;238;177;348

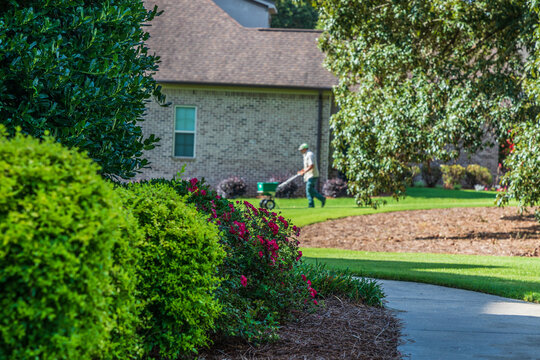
307;280;311;287
296;250;302;262
201;189;206;196
216;195;221;199
301;274;307;281
258;251;264;258
189;178;198;187
240;275;247;287
313;300;318;306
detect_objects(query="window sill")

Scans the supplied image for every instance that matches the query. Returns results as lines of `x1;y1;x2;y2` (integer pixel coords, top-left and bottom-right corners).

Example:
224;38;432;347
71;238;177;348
172;156;196;161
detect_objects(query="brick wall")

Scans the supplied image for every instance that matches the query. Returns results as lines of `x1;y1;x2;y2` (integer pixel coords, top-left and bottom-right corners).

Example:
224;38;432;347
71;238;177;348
137;85;333;196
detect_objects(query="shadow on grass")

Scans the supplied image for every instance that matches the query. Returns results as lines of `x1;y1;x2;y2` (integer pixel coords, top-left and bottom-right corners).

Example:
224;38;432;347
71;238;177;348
405;187;497;200
304;257;540;303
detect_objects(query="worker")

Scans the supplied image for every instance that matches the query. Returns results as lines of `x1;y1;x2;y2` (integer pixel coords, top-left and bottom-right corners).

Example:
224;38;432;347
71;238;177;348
297;143;326;208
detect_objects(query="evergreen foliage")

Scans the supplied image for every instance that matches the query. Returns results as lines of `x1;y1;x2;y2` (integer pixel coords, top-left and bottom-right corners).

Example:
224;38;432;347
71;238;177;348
0;0;164;179
271;0;319;29
316;0;536;207
0;130;141;360
118;183;224;358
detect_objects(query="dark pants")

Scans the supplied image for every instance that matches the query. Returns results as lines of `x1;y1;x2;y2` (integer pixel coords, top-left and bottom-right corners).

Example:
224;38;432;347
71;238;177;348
306;177;325;207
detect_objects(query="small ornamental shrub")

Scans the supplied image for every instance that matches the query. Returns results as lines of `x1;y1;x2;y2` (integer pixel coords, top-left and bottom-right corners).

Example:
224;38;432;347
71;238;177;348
323;178;348;197
441;164;466;189
147;177;314;342
421;164;442;187
465;164;493;188
217;176;247;198
118;183;224;358
269;174;300;198
0;131;141;360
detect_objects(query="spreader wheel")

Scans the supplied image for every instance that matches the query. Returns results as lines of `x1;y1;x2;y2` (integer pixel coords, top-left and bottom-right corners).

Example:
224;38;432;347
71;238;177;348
259;199;268;208
265;200;275;210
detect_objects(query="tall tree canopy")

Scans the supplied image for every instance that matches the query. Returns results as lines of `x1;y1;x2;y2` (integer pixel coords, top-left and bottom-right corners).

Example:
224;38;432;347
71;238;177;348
316;0;536;207
271;0;319;29
499;1;540;217
0;0;164;179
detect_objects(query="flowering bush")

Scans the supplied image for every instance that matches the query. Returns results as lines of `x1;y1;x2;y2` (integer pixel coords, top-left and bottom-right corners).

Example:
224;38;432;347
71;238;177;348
322;178;348;197
145;177;315;342
217;176;247;198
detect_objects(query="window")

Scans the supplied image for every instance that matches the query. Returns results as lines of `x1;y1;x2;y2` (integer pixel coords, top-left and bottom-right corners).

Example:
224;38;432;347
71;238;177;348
174;106;196;157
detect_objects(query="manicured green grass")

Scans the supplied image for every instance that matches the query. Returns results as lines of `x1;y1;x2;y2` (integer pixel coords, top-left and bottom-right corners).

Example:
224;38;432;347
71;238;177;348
242;187;503;227
301;248;540;303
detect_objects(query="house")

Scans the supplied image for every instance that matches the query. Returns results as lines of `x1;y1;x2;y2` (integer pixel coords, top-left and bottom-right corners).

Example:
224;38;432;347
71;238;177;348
138;0;337;194
139;0;499;192
212;0;277;28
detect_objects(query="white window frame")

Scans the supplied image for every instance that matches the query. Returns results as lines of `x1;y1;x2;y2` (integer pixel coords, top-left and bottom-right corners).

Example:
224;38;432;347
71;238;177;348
173;105;197;158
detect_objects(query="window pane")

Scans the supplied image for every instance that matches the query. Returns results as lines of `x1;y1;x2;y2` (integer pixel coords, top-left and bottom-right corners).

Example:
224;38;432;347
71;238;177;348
175;107;195;131
174;133;195;157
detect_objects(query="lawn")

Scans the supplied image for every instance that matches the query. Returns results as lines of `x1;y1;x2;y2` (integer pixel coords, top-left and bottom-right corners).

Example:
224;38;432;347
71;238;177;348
243;187;503;227
241;187;538;303
301;248;540;303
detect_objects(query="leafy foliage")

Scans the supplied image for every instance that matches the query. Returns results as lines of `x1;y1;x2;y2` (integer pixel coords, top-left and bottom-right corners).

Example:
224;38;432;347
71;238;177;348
465;164;493;188
0;131;141;360
421;164;442;188
296;262;384;306
316;0;536;207
271;0;319;29
147;177;314;342
118;183;224;358
0;0;164;179
217;176;247;199
441;165;466;189
498;3;540;218
322;177;348;197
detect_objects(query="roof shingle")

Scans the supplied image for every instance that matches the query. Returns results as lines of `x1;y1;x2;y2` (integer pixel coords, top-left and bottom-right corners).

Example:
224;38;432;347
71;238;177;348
145;0;337;89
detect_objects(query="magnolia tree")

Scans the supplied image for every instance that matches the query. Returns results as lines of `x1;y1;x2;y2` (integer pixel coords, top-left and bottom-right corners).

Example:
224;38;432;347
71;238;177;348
499;2;540;219
0;0;164;179
316;0;536;207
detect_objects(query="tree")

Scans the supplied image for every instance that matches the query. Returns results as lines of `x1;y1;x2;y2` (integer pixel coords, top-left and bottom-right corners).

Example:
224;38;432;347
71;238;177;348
271;0;319;29
316;0;536;207
0;0;164;180
498;2;540;218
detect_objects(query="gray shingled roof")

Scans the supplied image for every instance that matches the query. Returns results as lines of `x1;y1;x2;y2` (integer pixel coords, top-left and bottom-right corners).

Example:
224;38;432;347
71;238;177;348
145;0;337;90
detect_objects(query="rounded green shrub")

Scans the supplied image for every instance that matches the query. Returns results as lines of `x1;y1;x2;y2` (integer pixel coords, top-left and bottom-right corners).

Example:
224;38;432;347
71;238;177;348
440;164;466;189
465;164;493;188
118;183;224;358
0;132;141;360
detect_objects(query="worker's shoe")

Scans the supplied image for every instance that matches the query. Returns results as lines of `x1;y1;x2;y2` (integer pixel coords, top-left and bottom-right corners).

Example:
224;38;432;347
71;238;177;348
321;197;326;208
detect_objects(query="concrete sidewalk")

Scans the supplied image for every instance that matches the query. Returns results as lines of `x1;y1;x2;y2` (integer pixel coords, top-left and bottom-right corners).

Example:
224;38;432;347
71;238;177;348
378;280;540;360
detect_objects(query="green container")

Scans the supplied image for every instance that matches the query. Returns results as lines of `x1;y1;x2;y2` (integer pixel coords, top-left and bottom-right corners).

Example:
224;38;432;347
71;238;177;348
257;182;279;192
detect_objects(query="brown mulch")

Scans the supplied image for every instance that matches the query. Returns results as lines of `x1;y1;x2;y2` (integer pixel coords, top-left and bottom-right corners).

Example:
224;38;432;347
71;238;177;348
199;297;403;360
300;206;540;257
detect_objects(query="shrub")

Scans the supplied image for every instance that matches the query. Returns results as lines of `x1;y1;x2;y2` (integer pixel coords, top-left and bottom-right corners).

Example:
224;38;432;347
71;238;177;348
269;174;300;198
441;164;466;189
296;262;385;306
217;176;247;198
148;177;314;342
465;164;493;188
421;164;442;187
0;132;140;360
118;183;224;358
323;178;348;197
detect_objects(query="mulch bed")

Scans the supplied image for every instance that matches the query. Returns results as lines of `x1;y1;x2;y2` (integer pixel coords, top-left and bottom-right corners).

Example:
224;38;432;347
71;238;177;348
199;297;402;360
300;206;540;257
202;206;539;359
